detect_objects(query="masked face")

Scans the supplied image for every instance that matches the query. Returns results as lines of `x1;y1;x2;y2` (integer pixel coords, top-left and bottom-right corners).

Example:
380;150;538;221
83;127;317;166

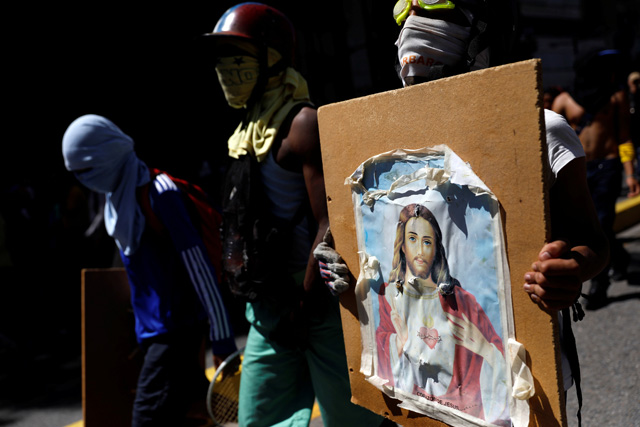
395;11;490;87
62;114;134;194
215;55;260;108
73;166;121;194
396;14;470;87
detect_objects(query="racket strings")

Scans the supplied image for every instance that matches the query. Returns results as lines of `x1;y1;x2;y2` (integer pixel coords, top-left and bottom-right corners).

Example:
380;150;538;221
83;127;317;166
210;376;241;423
208;351;243;426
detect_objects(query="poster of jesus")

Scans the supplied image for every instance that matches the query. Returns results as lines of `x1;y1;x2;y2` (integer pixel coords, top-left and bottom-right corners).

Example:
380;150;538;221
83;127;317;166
349;146;516;427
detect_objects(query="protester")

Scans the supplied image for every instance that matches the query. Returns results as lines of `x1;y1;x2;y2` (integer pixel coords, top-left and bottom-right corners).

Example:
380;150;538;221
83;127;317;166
62;114;236;427
314;1;609;425
199;4;393;427
552;49;639;309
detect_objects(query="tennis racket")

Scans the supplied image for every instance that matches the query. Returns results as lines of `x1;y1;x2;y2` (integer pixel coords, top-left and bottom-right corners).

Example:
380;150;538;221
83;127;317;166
207;346;244;426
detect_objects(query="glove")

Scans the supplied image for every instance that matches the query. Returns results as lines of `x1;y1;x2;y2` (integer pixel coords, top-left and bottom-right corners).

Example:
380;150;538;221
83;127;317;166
313;227;350;295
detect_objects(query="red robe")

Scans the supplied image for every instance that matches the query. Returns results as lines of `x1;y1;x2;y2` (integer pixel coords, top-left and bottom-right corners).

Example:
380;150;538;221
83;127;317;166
376;282;505;421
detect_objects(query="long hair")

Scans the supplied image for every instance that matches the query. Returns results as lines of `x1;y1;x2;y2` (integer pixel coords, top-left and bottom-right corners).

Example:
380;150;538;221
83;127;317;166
388;204;453;293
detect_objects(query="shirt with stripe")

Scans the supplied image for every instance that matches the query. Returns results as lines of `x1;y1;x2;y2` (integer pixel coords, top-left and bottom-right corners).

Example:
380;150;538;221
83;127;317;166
121;173;236;354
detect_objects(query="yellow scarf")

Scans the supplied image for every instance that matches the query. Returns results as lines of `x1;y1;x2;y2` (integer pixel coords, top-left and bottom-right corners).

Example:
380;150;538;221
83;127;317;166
227;67;311;162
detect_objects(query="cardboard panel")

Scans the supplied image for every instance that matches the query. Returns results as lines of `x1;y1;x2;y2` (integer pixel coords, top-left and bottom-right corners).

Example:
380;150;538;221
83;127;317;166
317;59;565;426
82;268;143;427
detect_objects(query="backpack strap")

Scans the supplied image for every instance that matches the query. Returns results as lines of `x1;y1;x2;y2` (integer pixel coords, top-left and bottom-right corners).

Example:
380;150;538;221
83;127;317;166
137;170;167;236
139;168;224;281
562;303;584;427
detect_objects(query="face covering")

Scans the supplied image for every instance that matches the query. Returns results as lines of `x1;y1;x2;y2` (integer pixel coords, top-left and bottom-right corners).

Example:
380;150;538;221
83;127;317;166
396;14;473;87
62;114;150;255
62;115;137;193
216;55;260;109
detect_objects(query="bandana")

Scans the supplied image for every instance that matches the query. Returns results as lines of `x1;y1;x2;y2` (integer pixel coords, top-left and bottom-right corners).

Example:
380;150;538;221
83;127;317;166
214;39;285;109
227;66;311;162
62;114;150;256
216;55;261;109
395;14;471;87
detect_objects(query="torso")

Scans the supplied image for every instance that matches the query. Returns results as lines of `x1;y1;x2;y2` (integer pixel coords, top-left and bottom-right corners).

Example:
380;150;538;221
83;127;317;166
552;89;627;162
579;92;624;161
259;149;312;271
259;104;317;272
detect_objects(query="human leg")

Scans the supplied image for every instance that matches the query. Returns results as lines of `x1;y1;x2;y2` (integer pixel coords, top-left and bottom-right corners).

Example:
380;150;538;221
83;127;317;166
238;302;316;427
305;297;391;427
132;329;209;427
585;159;622;309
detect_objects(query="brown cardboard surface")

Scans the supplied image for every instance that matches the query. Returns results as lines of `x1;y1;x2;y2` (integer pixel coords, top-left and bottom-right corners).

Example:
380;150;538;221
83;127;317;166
317;59;565;426
82;268;143;427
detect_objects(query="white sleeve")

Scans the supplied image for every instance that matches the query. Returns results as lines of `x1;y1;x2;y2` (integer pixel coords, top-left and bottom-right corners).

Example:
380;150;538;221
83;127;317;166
544;109;586;187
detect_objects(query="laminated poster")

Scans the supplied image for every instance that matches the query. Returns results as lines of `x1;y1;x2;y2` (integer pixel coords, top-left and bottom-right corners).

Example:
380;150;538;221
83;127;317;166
349;146;531;427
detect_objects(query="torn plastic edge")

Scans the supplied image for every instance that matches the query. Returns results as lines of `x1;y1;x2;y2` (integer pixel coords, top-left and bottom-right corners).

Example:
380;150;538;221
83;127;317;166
345;145;495;208
508;338;535;427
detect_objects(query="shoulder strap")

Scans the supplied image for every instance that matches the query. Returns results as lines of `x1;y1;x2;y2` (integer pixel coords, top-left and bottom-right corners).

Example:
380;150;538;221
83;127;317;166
137;170;166;236
562;304;584;427
142;168;224;281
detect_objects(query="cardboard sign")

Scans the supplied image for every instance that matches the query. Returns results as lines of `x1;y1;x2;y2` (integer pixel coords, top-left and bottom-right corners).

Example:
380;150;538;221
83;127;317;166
317;59;566;426
82;268;143;427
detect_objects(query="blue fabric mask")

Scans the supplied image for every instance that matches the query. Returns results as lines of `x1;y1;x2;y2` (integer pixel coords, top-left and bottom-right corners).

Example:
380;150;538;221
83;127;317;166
62;114;150;255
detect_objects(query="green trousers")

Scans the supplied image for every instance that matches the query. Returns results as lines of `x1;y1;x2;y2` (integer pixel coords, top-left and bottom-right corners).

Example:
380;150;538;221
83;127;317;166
238;295;386;427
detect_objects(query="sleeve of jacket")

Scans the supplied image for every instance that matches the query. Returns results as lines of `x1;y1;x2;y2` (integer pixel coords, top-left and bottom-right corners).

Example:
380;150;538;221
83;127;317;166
149;172;237;355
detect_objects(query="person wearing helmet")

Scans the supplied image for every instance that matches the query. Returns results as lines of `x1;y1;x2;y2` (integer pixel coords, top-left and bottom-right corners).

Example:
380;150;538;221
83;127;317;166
315;1;609;425
200;3;392;427
61;114;237;426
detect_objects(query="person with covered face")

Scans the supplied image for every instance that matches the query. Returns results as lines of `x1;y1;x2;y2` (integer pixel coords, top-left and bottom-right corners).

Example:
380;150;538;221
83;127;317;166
316;1;609;424
62;114;237;426
376;204;509;424
199;3;393;427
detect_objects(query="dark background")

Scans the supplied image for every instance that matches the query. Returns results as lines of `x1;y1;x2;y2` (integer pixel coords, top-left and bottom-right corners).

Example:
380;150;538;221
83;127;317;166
1;0;639;421
3;2;399;187
4;1;639;185
4;1;640;185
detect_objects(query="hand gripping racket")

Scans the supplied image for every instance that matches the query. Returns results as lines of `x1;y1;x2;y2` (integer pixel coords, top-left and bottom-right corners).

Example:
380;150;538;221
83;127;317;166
207;347;244;426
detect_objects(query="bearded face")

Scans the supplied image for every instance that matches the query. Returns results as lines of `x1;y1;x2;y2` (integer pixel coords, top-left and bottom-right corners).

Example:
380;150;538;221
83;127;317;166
402;217;436;280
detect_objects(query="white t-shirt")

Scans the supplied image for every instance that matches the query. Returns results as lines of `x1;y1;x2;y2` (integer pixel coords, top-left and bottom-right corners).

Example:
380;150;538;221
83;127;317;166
544;109;585;186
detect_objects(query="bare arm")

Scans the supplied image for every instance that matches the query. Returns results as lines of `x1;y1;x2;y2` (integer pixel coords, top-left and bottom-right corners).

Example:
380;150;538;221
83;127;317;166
622;151;640;197
523;157;609;310
551;91;585;131
285;106;330;293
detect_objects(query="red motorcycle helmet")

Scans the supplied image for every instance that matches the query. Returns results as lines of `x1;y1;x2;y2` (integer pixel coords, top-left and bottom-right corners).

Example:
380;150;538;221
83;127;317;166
201;2;296;68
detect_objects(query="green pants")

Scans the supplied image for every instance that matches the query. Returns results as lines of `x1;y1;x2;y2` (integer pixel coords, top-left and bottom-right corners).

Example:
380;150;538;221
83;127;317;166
238;296;386;427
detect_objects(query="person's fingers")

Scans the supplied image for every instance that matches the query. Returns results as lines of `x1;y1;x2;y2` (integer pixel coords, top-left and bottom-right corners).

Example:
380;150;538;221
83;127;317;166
523;281;581;310
537;240;570;261
531;257;581;279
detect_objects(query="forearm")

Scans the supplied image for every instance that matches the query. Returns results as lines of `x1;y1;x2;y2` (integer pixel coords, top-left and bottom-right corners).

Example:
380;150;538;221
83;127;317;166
621;156;640;197
624;160;635;176
571;242;610;283
304;219;329;291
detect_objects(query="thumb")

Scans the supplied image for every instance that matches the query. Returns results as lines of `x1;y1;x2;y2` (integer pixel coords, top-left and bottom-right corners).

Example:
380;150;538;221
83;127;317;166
539;240;570;261
322;226;334;247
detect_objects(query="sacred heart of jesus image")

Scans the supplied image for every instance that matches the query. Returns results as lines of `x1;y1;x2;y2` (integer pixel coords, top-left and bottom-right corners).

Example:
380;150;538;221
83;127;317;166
417;315;442;349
